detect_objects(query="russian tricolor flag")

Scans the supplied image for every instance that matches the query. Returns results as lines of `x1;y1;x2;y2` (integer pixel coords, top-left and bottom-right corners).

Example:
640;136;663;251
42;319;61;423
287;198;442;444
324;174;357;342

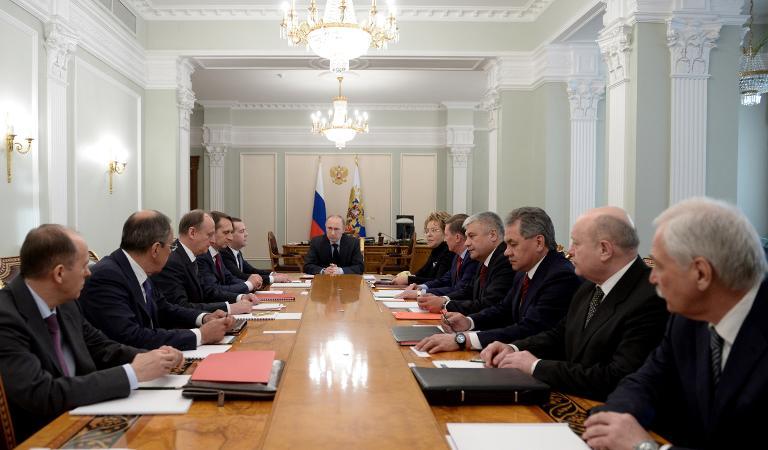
310;161;327;238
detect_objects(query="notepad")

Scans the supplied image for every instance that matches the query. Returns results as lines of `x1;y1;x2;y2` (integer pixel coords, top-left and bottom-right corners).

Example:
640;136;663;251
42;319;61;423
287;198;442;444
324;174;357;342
70;390;193;415
383;301;420;309
363;274;376;280
275;312;302;320
256;293;295;302
373;290;406;298
392;311;442;320
218;335;236;344
272;282;311;288
253;302;286;311
446;423;590;450
232;311;278;321
255;290;284;294
138;375;191;389
433;360;485;369
191;350;276;383
182;344;231;360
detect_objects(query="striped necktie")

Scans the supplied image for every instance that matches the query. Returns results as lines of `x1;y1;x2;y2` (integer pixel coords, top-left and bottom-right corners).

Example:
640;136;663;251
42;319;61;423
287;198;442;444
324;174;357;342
710;327;724;388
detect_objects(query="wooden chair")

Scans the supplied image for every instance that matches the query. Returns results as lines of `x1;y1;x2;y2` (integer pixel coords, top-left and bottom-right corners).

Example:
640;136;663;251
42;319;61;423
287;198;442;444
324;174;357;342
556;244;572;261
642;257;655;268
377;233;416;274
88;250;100;262
267;232;303;272
0;374;15;450
0;256;21;289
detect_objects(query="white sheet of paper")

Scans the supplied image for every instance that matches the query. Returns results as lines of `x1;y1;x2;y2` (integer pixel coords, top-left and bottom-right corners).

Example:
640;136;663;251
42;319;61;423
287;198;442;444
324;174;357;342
433;360;485;369
253;303;286;311
182;344;231;360
363;274;376;280
409;307;431;313
70;390;193;415
383;301;420;309
446;423;590;450
275;312;302;320
373;290;406;298
263;330;298;334
255;290;284;294
272;282;311;288
232;312;278;320
411;347;431;358
217;335;236;344
137;375;191;389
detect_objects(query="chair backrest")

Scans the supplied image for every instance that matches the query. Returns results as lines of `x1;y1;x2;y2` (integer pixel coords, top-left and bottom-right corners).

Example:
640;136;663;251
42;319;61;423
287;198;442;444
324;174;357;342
87;250;100;262
642;256;655;268
0;257;21;288
0;373;15;450
404;233;417;256
359;237;365;254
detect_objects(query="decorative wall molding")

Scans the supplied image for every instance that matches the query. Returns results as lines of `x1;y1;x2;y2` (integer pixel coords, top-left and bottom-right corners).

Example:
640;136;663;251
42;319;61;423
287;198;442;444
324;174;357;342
567;78;605;120
124;0;555;22
145;53;179;89
196;101;444;112
602;0;745;26
44;19;79;84
666;16;722;78
597;23;632;87
446;125;475;149
202;124;231;211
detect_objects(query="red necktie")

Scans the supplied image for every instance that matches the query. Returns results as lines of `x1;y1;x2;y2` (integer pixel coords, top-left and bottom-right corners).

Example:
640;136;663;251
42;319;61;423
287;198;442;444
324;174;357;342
454;257;463;283
214;253;224;279
478;265;488;289
45;314;70;376
518;275;531;315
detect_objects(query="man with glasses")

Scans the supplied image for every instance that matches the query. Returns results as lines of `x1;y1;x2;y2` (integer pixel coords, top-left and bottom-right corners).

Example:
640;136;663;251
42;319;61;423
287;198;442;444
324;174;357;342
152;210;254;314
79;210;235;351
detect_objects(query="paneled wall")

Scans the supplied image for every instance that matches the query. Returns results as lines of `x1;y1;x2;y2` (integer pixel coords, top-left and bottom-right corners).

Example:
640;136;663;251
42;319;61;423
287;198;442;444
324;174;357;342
400;154;437;233
240;153;276;261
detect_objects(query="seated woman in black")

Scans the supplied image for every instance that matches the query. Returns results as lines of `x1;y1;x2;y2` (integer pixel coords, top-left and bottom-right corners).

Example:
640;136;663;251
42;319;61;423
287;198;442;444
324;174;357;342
393;211;453;285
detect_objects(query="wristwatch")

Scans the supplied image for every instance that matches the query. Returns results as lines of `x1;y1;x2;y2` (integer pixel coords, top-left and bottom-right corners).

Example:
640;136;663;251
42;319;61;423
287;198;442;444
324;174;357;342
455;332;467;350
634;440;659;450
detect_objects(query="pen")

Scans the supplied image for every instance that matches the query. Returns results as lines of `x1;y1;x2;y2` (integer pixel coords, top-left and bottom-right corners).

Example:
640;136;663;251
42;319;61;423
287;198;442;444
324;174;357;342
469;358;484;363
441;310;453;333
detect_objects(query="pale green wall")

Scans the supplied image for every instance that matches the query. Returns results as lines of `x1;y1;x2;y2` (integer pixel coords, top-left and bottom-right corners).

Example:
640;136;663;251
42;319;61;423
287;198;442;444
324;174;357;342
143;90;179;222
472;111;489;213
737;100;768;237
538;83;571;246
231;109;445;127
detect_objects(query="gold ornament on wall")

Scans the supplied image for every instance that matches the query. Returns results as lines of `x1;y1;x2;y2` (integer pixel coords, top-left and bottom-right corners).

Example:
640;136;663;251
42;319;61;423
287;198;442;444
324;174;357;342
330;165;348;185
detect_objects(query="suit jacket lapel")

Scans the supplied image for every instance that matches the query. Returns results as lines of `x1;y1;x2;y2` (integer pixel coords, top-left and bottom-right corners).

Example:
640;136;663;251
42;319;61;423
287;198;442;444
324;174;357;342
518;251;555;319
180;247;204;300
693;323;714;426
112;250;155;325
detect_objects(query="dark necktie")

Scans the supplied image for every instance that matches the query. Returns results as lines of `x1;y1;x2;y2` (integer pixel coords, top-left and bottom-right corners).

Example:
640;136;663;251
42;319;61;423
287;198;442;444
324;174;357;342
214;253;224;280
237;252;244;271
518;275;531;314
44;313;70;376
710;327;724;388
331;243;339;264
478;265;488;289
584;286;605;328
454;256;463;284
142;279;157;326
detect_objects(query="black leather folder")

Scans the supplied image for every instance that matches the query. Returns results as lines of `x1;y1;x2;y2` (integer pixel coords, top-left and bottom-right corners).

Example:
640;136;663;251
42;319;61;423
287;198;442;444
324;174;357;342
411;367;550;405
182;360;284;406
391;326;443;345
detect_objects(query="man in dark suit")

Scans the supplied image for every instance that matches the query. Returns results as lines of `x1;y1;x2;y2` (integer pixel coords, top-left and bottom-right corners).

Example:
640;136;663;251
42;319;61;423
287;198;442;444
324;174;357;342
0;224;182;442
584;198;768;450
416;207;579;353
303;215;365;275
416;211;515;315
220;217;291;284
198;211;263;297
79;210;234;351
398;213;479;298
481;206;668;401
152;210;253;314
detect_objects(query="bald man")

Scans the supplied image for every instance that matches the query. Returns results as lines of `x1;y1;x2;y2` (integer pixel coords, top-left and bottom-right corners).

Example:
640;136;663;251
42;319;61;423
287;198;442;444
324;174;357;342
480;207;669;401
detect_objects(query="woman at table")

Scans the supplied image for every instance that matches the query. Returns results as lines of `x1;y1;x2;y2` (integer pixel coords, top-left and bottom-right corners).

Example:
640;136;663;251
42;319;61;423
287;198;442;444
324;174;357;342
392;211;453;285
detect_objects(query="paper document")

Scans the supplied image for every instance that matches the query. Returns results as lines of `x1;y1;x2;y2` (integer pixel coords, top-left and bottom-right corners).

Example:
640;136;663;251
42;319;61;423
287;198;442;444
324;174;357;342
272;282;311;288
383;301;420;309
363;274;376;280
70;390;192;415
253;303;286;311
446;423;590;450
138;375;191;389
275;312;302;320
192;350;276;383
218;335;236;344
393;311;442;320
182;344;231;360
255;290;284;294
232;311;278;321
433;360;485;369
373;290;406;298
411;347;431;358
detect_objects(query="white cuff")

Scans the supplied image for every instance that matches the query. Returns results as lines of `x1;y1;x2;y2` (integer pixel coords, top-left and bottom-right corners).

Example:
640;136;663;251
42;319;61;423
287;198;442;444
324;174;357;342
194;313;206;327
530;359;541;375
191;328;202;346
123;363;139;390
467;317;475;331
509;344;519;352
468;332;482;350
269;274;275;283
245;280;254;291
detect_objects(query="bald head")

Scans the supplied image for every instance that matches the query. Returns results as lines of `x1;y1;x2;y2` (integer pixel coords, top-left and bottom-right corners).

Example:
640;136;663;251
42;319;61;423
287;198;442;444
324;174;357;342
579;207;639;254
120;209;173;252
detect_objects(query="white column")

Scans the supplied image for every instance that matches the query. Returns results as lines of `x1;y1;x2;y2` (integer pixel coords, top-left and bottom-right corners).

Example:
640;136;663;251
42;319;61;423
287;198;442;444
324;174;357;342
481;86;500;212
44;20;78;225
177;58;196;217
567;78;605;229
666;16;721;204
202;125;231;212
446;125;474;214
597;22;632;209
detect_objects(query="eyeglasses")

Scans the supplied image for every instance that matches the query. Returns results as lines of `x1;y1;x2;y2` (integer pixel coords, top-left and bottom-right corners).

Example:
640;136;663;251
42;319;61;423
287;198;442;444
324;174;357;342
424;228;442;234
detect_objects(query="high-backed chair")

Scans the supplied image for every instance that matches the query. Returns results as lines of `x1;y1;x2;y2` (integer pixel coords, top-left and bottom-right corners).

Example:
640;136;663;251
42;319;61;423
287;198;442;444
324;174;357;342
0;256;21;288
267;232;303;272
0;374;15;450
642;257;655;268
378;233;416;274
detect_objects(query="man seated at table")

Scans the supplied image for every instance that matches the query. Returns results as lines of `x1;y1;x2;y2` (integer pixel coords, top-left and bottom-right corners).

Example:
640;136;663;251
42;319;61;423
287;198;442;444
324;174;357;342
152;209;254;314
220;217;291;284
391;211;453;285
415;207;580;353
79;210;234;351
0;224;184;442
583;198;768;450
303;215;365;275
415;211;515;315
398;213;479;297
198;211;264;294
481;206;668;400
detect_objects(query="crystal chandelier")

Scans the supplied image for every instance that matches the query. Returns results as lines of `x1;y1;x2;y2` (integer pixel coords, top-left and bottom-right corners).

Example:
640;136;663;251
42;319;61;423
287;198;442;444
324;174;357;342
739;0;768;106
280;0;399;74
311;77;369;149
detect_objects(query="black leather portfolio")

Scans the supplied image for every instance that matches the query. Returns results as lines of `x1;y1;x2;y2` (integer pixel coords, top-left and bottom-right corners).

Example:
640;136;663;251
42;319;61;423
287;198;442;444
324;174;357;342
411;367;550;405
391;326;443;345
182;360;284;406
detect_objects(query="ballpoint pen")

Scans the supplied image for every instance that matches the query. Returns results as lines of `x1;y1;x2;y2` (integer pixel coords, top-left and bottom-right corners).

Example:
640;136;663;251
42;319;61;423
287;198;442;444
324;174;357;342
441;310;453;333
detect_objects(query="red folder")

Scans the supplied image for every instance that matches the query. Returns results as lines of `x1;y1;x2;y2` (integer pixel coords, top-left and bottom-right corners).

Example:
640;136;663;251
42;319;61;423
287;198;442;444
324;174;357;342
392;312;442;320
256;294;295;302
191;350;276;383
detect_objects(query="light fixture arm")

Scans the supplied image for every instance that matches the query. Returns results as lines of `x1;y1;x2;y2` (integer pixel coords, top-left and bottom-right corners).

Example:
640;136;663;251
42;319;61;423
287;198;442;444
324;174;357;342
4;133;34;183
108;160;127;194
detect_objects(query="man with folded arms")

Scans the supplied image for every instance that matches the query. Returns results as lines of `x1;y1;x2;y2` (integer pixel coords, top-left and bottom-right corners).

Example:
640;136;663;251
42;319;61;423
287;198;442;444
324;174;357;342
0;224;183;442
198;211;264;295
583;198;768;450
415;211;515;315
416;207;579;354
80;210;234;351
220;217;291;284
152;209;254;314
481;207;668;400
397;213;479;298
303;215;365;275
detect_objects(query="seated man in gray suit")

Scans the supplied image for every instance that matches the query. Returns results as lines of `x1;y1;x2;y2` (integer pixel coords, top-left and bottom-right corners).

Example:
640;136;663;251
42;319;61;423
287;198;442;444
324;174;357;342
0;224;182;442
303;215;365;275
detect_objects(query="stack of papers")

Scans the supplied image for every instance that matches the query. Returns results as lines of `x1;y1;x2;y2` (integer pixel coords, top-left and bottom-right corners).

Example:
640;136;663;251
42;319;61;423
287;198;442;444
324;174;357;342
383;301;420;309
70;390;193;415
232;311;278;321
272;282;311;288
182;345;231;360
373;290;406;299
446;423;589;450
253;303;287;311
192;350;276;383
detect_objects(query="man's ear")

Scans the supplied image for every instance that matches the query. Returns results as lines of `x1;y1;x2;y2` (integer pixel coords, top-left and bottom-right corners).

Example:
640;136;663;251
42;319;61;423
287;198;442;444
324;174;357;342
691;256;713;291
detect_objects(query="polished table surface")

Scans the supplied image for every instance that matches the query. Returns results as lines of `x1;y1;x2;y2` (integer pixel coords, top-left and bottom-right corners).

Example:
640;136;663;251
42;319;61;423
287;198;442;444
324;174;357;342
20;275;600;449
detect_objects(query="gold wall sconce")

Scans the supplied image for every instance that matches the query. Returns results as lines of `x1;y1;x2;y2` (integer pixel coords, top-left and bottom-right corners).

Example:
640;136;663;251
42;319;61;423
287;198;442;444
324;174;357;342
4;126;34;183
108;160;127;194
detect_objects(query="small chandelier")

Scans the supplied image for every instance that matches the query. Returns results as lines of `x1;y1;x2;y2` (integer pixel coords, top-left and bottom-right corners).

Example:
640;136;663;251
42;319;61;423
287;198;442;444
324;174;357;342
280;0;399;74
311;77;369;149
739;0;768;106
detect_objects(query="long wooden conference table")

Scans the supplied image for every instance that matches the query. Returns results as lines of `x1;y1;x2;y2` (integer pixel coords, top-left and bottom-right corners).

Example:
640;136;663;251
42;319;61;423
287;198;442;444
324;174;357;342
20;275;599;449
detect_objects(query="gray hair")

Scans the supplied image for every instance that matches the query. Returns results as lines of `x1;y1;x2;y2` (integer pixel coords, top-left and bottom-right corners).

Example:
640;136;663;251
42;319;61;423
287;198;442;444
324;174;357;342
594;214;639;251
464;211;504;238
505;207;557;251
654;197;767;291
120;210;172;252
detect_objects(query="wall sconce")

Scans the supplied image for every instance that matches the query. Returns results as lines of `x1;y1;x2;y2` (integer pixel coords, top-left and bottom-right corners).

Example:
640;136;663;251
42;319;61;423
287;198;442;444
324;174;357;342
4;124;34;183
108;160;127;194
